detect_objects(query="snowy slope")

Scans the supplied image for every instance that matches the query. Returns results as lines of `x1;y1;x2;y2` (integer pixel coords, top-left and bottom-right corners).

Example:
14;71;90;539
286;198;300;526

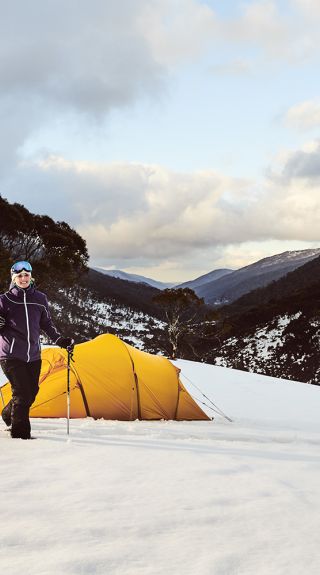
1;361;320;575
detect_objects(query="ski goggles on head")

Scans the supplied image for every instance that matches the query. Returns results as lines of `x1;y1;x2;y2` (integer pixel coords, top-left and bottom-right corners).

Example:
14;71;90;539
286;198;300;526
11;261;32;275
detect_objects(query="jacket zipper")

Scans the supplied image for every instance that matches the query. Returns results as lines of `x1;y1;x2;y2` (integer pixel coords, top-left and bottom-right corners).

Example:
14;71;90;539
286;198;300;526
24;291;31;362
10;337;15;354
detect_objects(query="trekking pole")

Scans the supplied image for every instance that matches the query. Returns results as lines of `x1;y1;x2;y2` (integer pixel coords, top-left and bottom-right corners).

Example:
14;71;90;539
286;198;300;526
0;386;5;409
66;344;74;435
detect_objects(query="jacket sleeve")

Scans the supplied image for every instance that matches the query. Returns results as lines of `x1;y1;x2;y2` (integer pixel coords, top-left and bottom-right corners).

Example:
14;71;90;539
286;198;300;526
40;295;61;343
0;295;6;316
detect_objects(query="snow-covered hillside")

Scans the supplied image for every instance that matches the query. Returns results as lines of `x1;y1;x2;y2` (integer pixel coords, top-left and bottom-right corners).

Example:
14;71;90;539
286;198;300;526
1;360;320;575
213;312;320;384
50;286;165;351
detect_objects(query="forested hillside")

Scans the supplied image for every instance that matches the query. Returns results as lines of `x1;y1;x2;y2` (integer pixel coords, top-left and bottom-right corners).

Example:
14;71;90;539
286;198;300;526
207;256;320;384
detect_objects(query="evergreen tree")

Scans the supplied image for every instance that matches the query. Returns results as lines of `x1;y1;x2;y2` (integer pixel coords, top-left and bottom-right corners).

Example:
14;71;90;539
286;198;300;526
0;195;88;291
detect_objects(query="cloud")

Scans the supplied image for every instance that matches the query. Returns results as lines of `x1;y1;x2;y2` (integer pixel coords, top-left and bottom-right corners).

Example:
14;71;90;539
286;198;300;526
215;0;320;65
292;0;320;20
284;101;320;131
226;1;289;49
0;0;318;176
270;140;320;181
259;141;320;241
0;0;316;144
0;1;167;117
137;0;217;67
0;1;162;176
209;59;252;76
0;0;219;177
0;0;219;120
4;142;318;278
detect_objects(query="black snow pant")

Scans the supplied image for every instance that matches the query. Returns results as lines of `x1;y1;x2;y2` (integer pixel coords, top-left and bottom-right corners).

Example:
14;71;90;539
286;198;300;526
0;359;41;439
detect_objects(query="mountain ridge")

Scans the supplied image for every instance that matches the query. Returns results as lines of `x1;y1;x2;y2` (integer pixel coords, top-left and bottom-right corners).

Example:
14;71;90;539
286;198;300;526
194;248;320;305
93;267;175;290
176;268;233;290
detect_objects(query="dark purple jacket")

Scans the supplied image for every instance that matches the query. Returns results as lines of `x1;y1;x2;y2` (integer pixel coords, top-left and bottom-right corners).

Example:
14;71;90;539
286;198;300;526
0;284;61;363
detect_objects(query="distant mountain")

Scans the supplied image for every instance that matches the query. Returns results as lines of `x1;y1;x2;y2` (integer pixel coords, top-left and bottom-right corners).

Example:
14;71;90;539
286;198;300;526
93;268;175;290
84;269;162;316
218;253;320;320
176;268;233;291
194;249;320;305
206;254;320;384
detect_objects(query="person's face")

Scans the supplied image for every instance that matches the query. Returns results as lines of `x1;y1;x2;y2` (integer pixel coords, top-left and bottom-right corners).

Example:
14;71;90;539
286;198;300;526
14;272;31;289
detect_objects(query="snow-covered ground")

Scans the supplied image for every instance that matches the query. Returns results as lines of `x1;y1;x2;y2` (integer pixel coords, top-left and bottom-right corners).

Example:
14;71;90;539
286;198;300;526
1;361;320;575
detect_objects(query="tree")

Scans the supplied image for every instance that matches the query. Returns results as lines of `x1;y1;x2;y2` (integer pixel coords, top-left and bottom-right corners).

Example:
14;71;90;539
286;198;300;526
0;195;89;292
153;288;205;359
0;244;12;291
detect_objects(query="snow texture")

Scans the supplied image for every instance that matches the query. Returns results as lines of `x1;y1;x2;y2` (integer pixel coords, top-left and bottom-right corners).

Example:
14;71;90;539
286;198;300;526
1;360;320;574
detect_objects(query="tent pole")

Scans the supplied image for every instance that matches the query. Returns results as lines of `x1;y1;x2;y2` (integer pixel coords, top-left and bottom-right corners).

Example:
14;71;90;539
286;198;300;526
66;346;74;435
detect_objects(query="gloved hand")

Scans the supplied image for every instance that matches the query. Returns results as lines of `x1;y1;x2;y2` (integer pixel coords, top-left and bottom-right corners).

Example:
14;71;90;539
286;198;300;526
0;314;5;331
56;336;74;351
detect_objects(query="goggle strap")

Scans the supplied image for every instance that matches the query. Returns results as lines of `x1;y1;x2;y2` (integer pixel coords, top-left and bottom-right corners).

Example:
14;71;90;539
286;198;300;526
11;261;32;273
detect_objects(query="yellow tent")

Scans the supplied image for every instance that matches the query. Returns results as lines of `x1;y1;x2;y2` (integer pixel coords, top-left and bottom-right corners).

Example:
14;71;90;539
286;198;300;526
0;334;210;421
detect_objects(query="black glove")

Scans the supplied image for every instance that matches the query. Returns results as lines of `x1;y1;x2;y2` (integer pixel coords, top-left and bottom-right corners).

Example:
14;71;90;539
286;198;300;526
56;336;74;351
0;314;5;331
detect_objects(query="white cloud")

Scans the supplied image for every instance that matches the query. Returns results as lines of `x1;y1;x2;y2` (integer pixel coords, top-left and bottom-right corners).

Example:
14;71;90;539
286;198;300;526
137;0;217;67
292;0;320;20
4;142;318;281
210;59;252;76
0;0;219;121
217;0;320;65
0;0;219;176
0;1;166;117
284;101;320;131
0;0;318;178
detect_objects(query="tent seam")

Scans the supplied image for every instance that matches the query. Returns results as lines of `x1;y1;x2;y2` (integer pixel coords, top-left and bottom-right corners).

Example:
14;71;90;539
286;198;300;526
118;339;141;420
69;361;91;417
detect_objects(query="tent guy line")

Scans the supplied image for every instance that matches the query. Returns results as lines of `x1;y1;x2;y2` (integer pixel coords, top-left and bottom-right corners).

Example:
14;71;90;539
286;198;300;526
179;372;233;422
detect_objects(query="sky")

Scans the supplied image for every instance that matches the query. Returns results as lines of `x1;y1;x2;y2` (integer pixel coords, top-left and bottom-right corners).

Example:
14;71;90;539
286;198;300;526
1;0;320;282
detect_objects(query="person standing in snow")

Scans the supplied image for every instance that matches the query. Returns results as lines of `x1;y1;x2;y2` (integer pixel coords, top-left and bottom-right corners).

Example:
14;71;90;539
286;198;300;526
0;260;73;439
